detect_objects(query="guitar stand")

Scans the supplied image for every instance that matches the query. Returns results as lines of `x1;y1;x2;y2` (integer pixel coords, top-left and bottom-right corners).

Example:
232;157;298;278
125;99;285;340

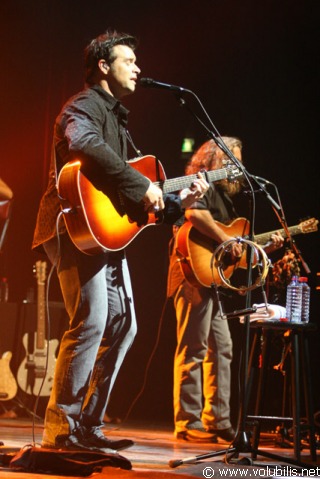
9;395;43;422
275;425;295;449
169;283;315;471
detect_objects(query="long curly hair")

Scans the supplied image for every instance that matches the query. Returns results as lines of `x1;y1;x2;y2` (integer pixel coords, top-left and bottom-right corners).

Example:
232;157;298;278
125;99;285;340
185;137;243;196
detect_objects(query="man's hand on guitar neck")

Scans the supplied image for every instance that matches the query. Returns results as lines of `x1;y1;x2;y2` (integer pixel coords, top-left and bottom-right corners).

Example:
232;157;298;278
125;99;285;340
263;231;284;254
143;172;209;213
180;172;209;209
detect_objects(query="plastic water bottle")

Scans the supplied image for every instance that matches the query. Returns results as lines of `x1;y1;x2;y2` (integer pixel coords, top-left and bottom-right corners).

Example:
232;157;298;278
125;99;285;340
299;277;310;323
286;275;302;323
0;277;9;302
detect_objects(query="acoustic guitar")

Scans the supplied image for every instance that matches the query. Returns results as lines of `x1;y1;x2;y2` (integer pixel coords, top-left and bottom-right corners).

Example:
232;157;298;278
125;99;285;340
57;155;242;254
176;217;318;288
17;261;59;396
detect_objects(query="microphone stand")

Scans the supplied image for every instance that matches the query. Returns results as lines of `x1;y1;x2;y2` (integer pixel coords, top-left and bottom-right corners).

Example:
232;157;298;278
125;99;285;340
167;89;313;470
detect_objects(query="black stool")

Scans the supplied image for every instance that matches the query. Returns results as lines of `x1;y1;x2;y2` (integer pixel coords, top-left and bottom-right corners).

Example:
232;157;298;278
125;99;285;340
247;321;317;462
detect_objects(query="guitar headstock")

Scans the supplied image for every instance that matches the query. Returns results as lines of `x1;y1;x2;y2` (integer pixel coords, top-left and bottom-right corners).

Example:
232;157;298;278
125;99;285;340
34;260;47;286
299;218;318;234
225;163;243;182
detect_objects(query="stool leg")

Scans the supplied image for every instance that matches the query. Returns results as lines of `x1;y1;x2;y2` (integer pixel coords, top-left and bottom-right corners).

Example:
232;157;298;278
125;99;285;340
291;330;301;461
246;329;258;414
252;329;271;458
301;333;317;461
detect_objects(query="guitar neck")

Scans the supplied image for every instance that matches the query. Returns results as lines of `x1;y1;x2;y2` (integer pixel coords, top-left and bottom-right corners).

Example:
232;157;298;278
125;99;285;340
36;283;46;350
255;224;301;245
158;168;229;194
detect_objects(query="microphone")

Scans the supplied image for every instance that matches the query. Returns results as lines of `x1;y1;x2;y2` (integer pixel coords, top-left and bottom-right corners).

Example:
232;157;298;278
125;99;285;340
139;77;187;93
250;175;281;210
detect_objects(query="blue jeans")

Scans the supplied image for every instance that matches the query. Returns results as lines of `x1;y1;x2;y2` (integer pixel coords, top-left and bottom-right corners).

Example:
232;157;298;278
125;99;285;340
173;280;233;432
42;234;137;445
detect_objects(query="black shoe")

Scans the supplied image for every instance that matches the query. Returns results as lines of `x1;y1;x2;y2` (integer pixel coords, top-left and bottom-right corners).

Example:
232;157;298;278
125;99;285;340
42;432;116;454
207;426;236;442
175;428;217;443
84;429;134;451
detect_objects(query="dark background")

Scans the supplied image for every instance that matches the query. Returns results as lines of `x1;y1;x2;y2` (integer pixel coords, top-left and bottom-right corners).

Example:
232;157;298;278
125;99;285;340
0;0;319;426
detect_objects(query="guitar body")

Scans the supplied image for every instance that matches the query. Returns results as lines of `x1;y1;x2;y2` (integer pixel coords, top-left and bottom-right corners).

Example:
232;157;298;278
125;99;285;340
176;217;318;288
17;332;58;397
176;218;251;288
58;155;165;254
0;351;18;401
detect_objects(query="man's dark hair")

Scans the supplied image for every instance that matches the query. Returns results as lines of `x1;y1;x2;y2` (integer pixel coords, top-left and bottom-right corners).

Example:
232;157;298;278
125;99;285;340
84;29;138;85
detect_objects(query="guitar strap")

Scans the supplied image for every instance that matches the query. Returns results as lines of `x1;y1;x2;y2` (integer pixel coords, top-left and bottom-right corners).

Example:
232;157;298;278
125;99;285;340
52;142;59;190
125;129;143;158
125;129;162;183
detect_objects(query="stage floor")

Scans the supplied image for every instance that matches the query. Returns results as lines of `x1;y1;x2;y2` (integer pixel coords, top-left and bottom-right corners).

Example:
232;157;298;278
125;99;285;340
0;418;319;478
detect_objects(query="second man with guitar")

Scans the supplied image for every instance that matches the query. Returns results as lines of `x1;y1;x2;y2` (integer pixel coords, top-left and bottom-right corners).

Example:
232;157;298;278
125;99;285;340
168;136;284;444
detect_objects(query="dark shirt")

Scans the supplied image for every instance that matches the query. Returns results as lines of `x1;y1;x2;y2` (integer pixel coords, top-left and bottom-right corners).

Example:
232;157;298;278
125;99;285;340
33;84;183;251
173;184;237;228
188;185;237;223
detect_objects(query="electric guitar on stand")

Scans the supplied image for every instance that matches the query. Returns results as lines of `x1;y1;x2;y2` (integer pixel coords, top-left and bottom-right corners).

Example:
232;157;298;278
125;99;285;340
17;261;59;396
0;351;18;401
